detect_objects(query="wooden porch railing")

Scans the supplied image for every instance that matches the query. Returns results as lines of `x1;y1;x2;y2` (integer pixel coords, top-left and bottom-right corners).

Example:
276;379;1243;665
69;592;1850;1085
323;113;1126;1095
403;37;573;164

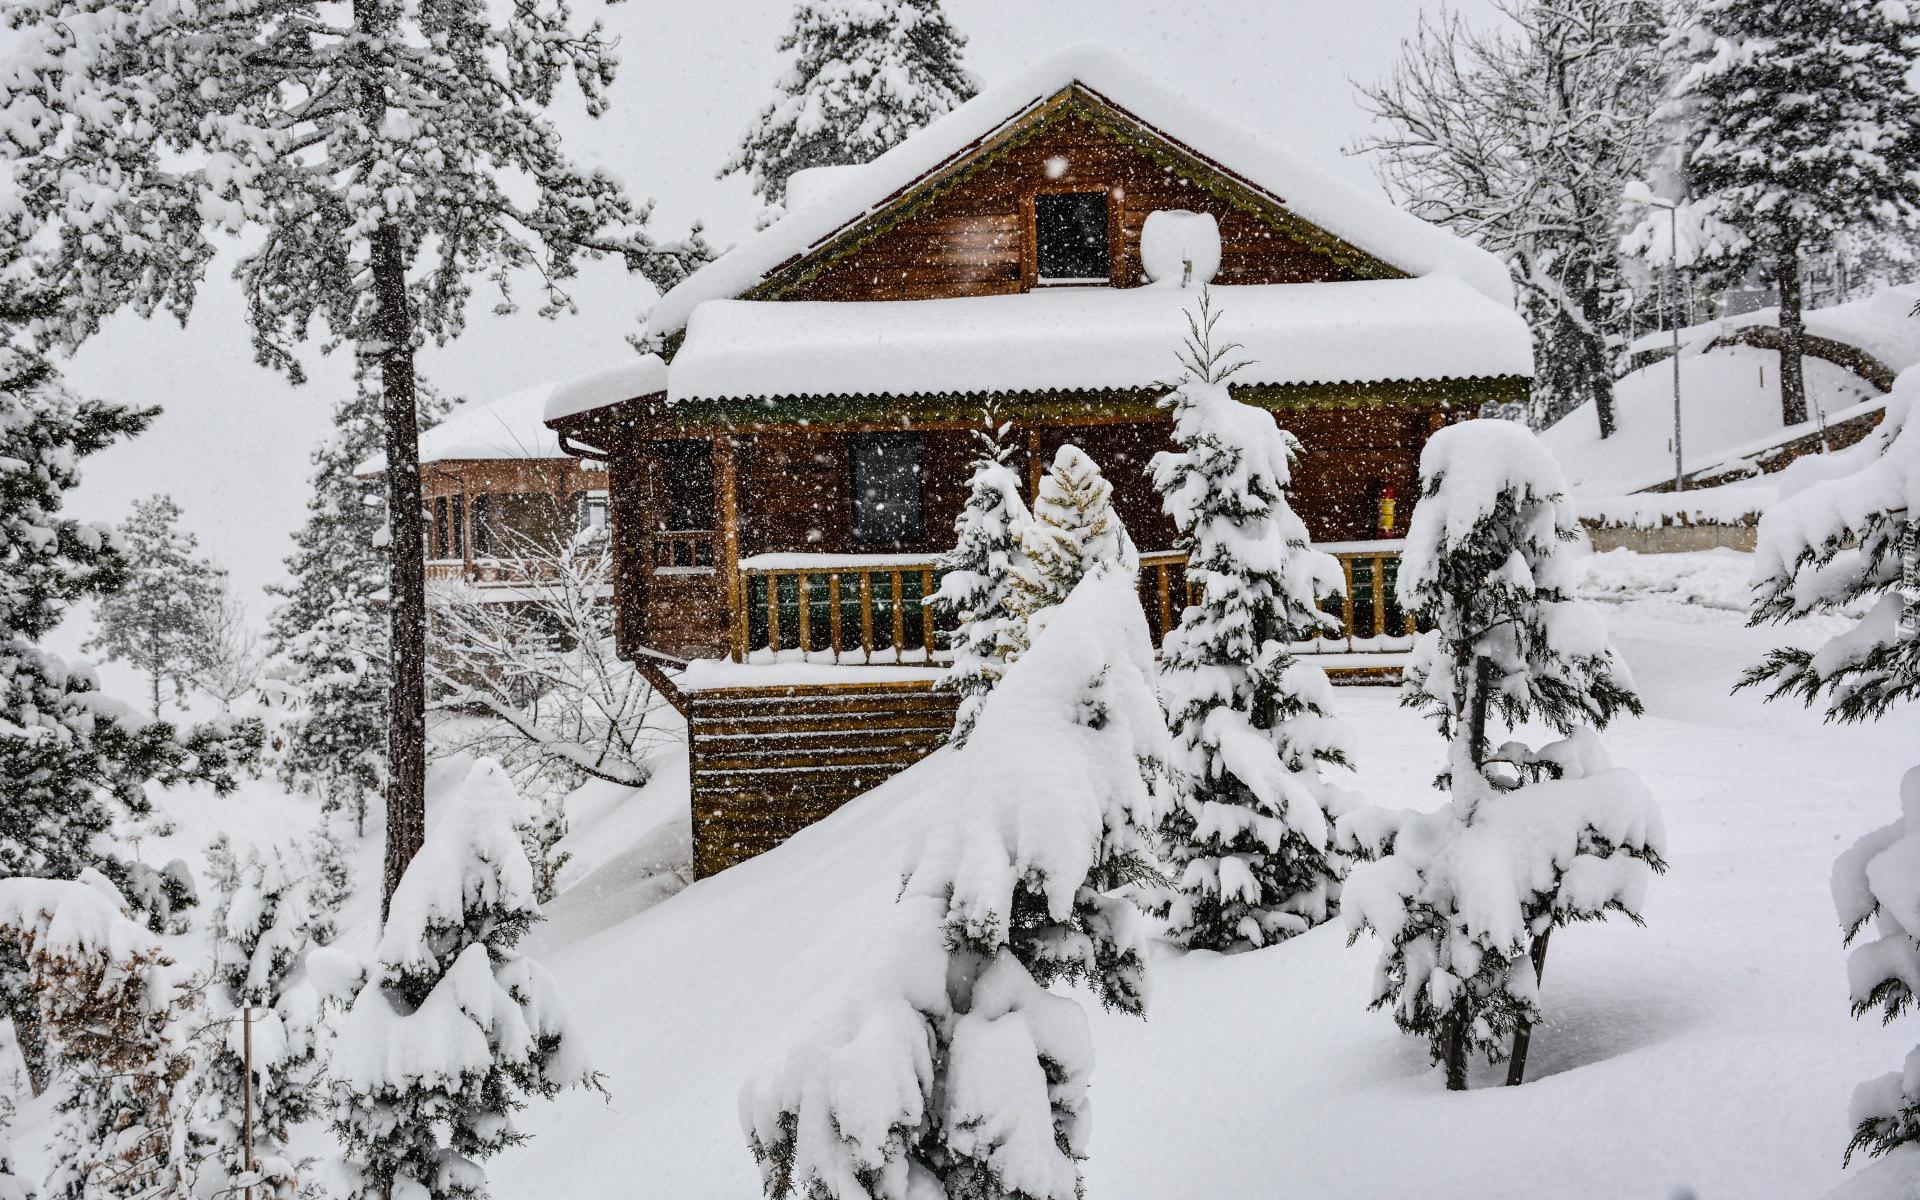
729;542;1411;663
736;554;943;664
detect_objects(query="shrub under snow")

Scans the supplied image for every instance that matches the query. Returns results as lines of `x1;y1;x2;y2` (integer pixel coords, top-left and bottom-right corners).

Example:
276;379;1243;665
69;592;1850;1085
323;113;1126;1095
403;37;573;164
741;565;1168;1200
932;428;1031;748
331;758;596;1200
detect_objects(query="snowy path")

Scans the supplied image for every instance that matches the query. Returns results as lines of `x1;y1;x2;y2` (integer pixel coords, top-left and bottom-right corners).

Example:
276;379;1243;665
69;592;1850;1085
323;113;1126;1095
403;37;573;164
485;552;1919;1199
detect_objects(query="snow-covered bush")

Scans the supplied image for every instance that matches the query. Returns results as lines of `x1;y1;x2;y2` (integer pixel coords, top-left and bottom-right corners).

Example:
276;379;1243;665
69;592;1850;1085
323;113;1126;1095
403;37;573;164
1150;292;1357;951
1746;376;1920;1166
331;759;597;1200
724;0;977;210
741;566;1168;1199
931;419;1030;747
0;877;198;1199
187;844;324;1197
1342;419;1657;1089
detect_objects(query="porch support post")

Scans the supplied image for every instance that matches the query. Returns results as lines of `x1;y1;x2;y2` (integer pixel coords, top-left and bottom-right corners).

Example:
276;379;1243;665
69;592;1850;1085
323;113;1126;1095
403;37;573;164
717;432;744;662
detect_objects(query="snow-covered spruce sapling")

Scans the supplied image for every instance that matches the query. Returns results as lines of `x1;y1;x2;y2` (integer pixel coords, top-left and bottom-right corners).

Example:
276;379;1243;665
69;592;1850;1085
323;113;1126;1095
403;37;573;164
332;758;597;1200
1358;0;1666;435
1741;375;1920;1165
0;877;198;1199
84;495;226;719
1668;0;1920;427
0;351;261;1096
0;0;710;907
724;0;977;211
1341;419;1659;1090
931;413;1031;746
743;567;1168;1200
188;844;323;1197
1150;291;1358;952
1009;444;1138;625
301;818;355;947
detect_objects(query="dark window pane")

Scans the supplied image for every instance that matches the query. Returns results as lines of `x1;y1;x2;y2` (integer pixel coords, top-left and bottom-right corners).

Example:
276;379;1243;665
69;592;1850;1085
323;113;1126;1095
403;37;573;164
434;497;449;559
851;433;925;544
471;493;492;557
451;495;465;558
1036;191;1109;281
647;439;716;530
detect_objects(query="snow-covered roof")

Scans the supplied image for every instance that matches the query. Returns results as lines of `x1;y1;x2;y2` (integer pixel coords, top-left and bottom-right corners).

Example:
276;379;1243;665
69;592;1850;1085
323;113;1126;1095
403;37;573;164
358;381;566;475
544;355;668;426
666;276;1531;404
643;44;1514;342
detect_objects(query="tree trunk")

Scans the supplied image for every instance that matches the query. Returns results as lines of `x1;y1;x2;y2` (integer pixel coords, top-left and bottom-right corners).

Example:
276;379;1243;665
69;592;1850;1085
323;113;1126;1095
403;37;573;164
1443;996;1469;1091
371;221;427;920
1464;653;1491;773
1777;238;1808;427
1505;926;1554;1086
1580;266;1616;441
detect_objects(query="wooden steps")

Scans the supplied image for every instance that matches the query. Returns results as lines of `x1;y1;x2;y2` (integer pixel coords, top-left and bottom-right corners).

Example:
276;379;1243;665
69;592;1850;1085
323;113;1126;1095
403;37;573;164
687;681;959;878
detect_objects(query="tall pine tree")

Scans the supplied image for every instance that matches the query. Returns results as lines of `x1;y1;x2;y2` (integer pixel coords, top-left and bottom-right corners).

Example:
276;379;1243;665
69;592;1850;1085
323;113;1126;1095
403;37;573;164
724;0;976;209
85;495;225;718
1150;293;1359;952
1669;0;1920;426
0;0;709;909
270;373;450;835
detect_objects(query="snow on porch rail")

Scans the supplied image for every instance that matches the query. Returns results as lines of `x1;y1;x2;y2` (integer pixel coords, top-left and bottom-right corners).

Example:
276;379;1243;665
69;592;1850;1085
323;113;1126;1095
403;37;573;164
732;544;1413;664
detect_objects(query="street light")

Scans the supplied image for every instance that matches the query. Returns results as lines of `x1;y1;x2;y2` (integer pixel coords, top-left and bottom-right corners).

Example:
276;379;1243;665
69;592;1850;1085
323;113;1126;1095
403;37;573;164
1624;180;1685;493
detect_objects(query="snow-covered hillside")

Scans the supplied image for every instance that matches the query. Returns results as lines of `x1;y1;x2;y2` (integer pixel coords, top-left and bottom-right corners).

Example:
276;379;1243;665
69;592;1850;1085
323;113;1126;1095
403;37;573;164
1543;345;1881;494
475;550;1913;1200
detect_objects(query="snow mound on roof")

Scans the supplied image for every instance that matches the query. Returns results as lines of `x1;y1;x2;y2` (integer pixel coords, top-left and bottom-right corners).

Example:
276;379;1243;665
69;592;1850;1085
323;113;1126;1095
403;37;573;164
358;382;565;475
544;355;668;426
644;43;1514;340
668;277;1531;403
784;164;868;211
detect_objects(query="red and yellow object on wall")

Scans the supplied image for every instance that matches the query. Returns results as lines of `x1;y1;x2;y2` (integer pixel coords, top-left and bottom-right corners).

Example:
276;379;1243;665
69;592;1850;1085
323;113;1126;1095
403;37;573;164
1374;483;1397;539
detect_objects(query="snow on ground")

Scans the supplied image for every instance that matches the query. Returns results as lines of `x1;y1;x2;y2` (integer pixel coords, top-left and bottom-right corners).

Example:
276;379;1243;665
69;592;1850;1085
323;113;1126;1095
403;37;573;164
452;548;1920;1200
1544;345;1880;494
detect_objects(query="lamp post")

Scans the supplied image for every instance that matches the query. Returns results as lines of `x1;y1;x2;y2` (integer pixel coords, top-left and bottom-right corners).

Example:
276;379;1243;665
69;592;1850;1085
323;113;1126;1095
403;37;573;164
1626;181;1686;492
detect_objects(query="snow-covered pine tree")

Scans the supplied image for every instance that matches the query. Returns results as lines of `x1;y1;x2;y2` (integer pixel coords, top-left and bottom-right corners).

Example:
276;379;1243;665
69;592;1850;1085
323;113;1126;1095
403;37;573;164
1741;371;1920;1164
1008;444;1138;630
84;495;225;718
1668;0;1920;426
742;565;1167;1200
270;372;452;837
188;844;322;1198
332;759;596;1200
724;0;977;209
0;0;710;907
300;819;354;947
1340;419;1660;1090
1149;292;1358;952
1357;0;1668;434
0;347;260;1096
0;877;198;1199
930;414;1030;746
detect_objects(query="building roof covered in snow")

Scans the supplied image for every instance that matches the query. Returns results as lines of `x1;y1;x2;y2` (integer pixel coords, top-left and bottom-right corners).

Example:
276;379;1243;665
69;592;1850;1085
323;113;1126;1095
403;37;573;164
639;43;1516;350
359;381;564;476
667;276;1529;406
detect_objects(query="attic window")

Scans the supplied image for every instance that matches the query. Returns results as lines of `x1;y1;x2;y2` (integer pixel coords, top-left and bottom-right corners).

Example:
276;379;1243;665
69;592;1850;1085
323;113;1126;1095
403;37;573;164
1035;191;1109;284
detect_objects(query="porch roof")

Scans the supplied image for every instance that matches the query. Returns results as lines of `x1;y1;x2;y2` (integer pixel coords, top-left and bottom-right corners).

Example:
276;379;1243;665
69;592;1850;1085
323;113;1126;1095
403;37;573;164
665;276;1532;406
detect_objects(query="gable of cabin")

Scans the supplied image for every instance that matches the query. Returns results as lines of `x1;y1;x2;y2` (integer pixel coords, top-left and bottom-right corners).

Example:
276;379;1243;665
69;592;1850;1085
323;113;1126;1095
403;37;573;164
740;88;1390;308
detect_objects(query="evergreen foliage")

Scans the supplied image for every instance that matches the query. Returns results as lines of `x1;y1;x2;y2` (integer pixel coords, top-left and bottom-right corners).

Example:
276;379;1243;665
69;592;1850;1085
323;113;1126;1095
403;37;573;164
1008;444;1136;627
1342;419;1656;1090
0;352;260;1095
1668;0;1920;426
1743;377;1920;1161
724;0;976;208
1149;293;1359;952
1357;0;1668;435
85;495;225;718
743;568;1168;1200
931;414;1030;747
269;373;451;836
332;759;596;1200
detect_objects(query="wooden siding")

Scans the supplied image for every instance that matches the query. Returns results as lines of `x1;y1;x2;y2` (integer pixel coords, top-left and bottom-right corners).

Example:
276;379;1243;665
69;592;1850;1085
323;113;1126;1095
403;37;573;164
783;110;1361;305
687;682;960;877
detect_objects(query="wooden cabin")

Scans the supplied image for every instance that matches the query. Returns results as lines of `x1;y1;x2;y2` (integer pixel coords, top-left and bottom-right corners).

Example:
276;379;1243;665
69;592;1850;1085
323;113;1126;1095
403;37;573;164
362;381;618;599
544;47;1534;875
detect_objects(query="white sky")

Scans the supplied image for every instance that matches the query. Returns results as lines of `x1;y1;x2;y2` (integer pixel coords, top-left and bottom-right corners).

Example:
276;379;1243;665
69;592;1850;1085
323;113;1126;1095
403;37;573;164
53;0;1499;630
